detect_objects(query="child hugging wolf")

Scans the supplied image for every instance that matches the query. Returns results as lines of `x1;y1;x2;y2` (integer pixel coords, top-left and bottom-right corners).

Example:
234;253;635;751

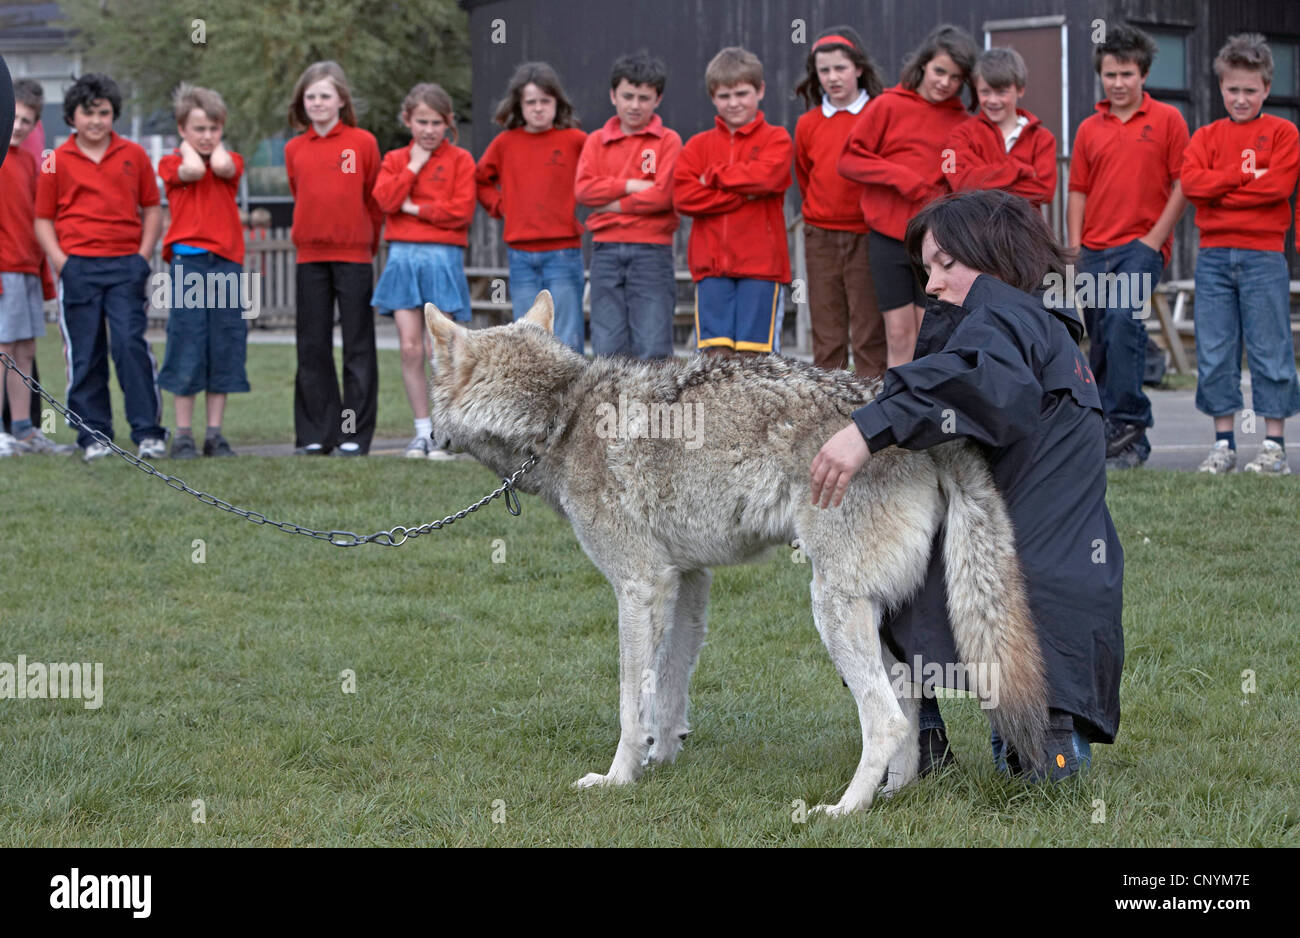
423;292;1048;815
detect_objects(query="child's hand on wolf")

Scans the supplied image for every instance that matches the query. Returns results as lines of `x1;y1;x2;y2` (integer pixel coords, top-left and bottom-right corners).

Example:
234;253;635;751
810;424;870;509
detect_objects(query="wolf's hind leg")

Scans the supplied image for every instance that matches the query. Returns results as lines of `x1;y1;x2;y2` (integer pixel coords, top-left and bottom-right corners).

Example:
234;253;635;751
880;642;920;797
648;568;711;765
807;575;908;817
573;568;680;789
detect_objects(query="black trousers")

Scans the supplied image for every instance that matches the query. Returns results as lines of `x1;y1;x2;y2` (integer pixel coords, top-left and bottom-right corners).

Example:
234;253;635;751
293;261;377;451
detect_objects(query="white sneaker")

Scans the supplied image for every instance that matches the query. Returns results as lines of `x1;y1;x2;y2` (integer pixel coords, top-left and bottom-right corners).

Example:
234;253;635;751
404;434;432;458
0;432;20;458
83;441;113;462
1197;440;1237;474
138;436;167;459
427;446;458;461
1243;439;1291;475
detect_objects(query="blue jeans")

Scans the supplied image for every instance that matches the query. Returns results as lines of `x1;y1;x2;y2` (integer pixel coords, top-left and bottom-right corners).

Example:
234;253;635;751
1193;248;1300;420
589;242;675;359
1078;240;1166;457
508;247;585;354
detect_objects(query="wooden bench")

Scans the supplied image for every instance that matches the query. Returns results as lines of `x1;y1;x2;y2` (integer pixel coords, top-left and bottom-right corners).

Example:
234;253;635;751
1149;279;1300;375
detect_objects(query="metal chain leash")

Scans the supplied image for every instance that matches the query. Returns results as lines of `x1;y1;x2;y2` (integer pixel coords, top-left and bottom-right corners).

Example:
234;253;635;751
0;350;537;547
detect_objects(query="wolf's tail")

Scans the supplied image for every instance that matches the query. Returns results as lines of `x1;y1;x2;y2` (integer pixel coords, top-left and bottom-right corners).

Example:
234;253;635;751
931;444;1049;773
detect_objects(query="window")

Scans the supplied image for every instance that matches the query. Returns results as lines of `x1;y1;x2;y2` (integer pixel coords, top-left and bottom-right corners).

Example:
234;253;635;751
1263;40;1299;125
1143;28;1191;123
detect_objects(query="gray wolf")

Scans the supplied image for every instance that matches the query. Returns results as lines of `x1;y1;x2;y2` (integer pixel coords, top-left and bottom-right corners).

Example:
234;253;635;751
424;291;1047;815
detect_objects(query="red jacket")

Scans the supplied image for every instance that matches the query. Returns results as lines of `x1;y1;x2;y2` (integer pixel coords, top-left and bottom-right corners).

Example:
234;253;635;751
475;127;587;251
1;146;51;292
837;85;970;240
945;109;1057;207
1181;113;1300;253
373;141;477;246
672;112;793;282
158;149;246;264
284;122;383;263
795;102;870;232
574;114;681;244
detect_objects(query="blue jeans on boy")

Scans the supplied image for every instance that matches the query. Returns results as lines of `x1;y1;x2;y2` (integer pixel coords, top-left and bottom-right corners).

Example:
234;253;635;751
508;247;585;354
58;253;166;448
1193;247;1300;420
1078;239;1166;459
589;242;675;359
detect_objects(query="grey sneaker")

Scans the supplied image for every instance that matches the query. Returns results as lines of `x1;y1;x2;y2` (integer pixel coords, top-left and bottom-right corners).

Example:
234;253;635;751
14;428;63;454
1243;440;1290;475
0;432;20;458
83;441;113;462
203;433;236;457
427;446;458;461
404;434;432;458
1105;444;1146;471
170;434;199;460
1197;440;1237;474
138;436;167;459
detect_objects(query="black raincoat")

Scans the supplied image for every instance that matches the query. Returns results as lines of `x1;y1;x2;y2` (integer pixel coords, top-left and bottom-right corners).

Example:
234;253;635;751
852;275;1124;742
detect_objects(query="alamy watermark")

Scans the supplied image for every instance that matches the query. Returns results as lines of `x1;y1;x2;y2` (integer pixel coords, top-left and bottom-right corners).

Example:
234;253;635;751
889;655;1000;710
0;656;103;709
149;265;262;319
594;392;705;450
1042;264;1154;318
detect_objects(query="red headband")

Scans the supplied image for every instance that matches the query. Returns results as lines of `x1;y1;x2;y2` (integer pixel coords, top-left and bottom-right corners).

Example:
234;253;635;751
813;34;858;52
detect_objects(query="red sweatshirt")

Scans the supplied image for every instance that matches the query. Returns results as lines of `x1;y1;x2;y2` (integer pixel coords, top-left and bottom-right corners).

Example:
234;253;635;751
837;85;970;240
1068;92;1189;263
795;100;870;232
1180;112;1300;253
373;141;477;246
158;149;246;264
475;127;587;251
672;112;793;282
574;114;682;245
34;131;161;257
284;121;383;263
945;108;1057;207
0;145;45;276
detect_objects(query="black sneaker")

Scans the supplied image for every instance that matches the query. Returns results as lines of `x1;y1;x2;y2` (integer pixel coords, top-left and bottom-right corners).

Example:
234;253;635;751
294;443;330;456
1104;420;1144;458
203;433;236;457
169;434;199;460
918;727;958;777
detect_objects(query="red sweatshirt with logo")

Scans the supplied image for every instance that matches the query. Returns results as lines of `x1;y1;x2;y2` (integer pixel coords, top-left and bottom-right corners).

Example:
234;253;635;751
945;108;1057;207
373;141;477;246
158;150;246;264
475;127;587;251
284;121;383;263
1180;112;1300;253
672;112;793;282
795;104;870;232
574;114;682;245
837;85;970;241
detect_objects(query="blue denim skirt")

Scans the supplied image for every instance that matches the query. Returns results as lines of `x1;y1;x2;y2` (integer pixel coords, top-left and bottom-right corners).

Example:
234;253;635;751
371;241;471;321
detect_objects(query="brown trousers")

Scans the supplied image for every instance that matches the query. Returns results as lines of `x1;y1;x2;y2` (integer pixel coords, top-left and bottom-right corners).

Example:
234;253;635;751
803;225;886;380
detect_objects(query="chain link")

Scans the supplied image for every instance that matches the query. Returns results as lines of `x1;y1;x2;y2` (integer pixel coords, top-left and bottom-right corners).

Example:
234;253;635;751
0;350;536;546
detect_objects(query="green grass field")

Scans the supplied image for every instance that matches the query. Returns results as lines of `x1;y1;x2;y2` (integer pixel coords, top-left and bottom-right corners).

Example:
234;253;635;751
1;342;1296;846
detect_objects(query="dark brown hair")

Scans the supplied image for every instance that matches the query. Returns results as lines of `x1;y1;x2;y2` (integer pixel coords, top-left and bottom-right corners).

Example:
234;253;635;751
401;82;458;144
974;47;1028;91
492;62;580;129
287;60;359;132
1093;23;1158;76
795;26;884;109
900;24;978;111
905;189;1070;294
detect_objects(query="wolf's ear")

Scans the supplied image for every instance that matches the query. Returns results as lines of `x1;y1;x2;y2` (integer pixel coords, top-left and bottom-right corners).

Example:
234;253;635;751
425;302;466;347
523;290;554;333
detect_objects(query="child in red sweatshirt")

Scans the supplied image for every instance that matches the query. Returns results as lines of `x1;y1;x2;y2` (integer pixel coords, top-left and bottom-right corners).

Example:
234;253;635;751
794;26;886;378
945;48;1057;208
476;63;587;354
284;60;383;456
575;52;682;360
1180;33;1300;475
673;46;792;357
838;24;977;367
371;82;476;460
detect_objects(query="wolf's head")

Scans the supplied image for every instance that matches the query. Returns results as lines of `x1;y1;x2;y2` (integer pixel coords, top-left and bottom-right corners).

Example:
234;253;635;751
424;291;586;484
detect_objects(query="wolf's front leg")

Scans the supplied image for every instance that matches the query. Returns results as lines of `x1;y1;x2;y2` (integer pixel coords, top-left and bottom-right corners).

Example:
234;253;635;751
647;568;711;765
574;571;680;789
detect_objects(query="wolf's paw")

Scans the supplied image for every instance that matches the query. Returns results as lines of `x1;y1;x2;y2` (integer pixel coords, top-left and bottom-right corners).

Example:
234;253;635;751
809;799;868;818
572;772;630;789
